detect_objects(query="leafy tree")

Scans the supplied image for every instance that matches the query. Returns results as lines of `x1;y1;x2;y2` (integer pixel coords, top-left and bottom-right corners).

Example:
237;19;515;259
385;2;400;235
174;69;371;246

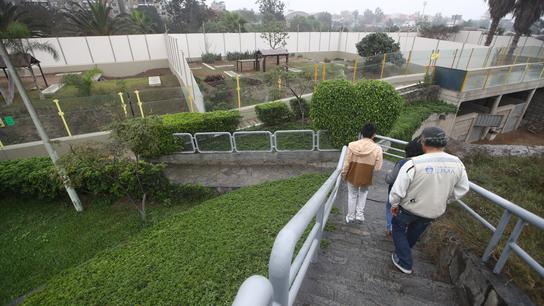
484;0;516;46
356;33;404;74
166;0;211;33
418;22;460;39
314;12;332;30
130;9;155;34
374;7;385;24
256;0;285;24
234;8;259;23
288;15;320;31
261;21;288;49
510;0;544;51
206;11;247;32
361;9;375;24
134;6;163;33
63;0;133;35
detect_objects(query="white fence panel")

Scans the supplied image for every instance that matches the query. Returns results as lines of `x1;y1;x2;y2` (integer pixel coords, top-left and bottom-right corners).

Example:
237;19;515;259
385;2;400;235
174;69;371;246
345;32;360;53
86;36;115;63
145;34;167;60
27;37;63;66
128;35;150;61
330;32;340;52
109;35;132;62
240;33;256;54
204;33;224;55
58;37;92;65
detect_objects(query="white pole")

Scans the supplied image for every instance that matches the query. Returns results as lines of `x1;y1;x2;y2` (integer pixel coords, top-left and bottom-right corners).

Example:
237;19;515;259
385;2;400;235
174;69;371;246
0;41;83;212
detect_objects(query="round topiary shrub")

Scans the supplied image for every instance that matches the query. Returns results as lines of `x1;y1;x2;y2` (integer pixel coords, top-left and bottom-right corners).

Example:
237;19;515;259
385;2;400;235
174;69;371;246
310;79;404;147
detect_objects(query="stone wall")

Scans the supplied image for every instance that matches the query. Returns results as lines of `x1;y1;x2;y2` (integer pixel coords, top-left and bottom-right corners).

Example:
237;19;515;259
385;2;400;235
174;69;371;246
522;88;544;132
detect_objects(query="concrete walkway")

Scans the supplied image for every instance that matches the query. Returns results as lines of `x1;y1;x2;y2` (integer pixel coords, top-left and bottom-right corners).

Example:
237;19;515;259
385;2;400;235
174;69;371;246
296;161;459;306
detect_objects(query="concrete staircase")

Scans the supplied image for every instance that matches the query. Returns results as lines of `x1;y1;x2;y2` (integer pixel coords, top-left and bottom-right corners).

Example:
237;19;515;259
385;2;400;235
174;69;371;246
296;161;460;306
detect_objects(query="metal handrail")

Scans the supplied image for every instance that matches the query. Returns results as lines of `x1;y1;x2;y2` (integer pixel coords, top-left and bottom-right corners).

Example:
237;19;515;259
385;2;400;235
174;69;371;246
172;130;341;153
375;135;544;279
233;134;543;306
466;60;544;72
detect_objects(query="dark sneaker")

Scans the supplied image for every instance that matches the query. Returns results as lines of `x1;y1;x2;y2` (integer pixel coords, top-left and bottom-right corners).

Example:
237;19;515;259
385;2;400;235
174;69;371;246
391;253;412;274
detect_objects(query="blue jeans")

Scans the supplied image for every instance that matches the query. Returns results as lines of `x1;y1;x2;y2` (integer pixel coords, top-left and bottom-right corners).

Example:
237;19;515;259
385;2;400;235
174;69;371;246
392;208;433;270
385;200;392;231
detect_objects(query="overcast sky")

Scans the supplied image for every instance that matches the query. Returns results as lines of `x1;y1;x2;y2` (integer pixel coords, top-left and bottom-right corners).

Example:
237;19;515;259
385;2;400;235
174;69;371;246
222;0;491;20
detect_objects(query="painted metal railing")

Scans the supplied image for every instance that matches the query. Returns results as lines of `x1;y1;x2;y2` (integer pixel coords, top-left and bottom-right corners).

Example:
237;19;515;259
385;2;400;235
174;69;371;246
172;130;338;153
377;135;544;278
461;61;544;92
232;134;544;306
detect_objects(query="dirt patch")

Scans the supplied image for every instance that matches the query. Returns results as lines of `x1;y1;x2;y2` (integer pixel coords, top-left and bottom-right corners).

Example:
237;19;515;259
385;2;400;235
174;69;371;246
475;128;544;146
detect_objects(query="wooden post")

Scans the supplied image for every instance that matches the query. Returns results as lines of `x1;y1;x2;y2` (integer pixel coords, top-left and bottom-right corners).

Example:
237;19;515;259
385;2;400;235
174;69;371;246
380;53;387;79
236;75;241;109
404;50;412;74
352;59;358;83
322;63;326;80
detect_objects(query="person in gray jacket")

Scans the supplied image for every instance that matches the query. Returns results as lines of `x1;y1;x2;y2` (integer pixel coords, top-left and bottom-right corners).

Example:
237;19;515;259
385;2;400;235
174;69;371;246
389;127;469;274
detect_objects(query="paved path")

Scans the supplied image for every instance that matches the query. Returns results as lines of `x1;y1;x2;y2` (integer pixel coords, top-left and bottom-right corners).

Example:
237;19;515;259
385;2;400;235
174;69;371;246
296;161;459;306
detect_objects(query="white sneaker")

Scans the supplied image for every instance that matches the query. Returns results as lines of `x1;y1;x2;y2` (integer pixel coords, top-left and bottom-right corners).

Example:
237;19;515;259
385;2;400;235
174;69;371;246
345;215;354;224
355;216;365;223
391;253;412;274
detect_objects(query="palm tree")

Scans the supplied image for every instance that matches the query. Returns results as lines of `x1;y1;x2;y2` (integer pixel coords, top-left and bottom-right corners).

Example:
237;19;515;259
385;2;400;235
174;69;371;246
510;0;544;51
1;1;59;104
63;0;133;36
130;10;155;34
484;0;516;46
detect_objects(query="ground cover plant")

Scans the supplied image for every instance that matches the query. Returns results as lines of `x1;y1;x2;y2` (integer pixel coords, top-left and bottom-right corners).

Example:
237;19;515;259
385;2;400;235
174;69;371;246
426;154;544;305
22;173;329;305
0;189;212;305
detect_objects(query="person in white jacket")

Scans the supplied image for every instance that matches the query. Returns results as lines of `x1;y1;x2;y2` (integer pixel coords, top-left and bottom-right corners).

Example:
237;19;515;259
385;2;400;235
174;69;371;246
389;127;469;274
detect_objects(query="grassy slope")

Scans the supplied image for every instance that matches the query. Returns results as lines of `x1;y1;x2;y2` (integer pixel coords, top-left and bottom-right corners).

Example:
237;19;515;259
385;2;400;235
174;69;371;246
428;154;544;305
0;195;209;305
23;173;328;305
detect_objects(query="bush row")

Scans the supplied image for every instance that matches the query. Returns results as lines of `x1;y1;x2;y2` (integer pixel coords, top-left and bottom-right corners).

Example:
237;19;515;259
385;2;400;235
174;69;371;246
0;153;168;201
201;52;222;64
110;110;241;157
255;98;310;126
226;51;255;61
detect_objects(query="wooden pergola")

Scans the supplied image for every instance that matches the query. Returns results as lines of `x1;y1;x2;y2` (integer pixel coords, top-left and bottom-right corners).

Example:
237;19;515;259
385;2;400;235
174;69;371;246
255;49;289;72
0;53;48;87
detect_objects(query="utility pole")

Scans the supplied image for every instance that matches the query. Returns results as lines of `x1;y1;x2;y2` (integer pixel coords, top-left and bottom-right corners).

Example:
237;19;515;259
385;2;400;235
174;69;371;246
0;41;83;212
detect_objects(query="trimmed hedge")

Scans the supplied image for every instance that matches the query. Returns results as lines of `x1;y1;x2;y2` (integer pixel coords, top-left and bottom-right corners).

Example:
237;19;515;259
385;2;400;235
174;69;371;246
289;98;310;120
201;52;222;63
0;151;169;201
388;101;457;141
162;110;241;134
311;79;404;147
255;102;293;126
0;158;61;199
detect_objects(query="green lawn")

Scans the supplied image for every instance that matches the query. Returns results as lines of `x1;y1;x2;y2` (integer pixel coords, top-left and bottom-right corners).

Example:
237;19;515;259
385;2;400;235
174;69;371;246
428;154;544;305
21;173;328;305
0;191;211;305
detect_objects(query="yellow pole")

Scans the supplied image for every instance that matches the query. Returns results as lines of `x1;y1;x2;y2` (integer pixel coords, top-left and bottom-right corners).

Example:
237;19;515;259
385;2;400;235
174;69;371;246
521;64;530;82
425;51;433;75
404;50;412;74
117;92;128;117
460;71;470;92
0;139;4;148
321;63;326;80
313;63;318;82
0;117;4;128
465;48;474;70
53;99;72;137
482;69;492;89
236;75;241;109
352;59;358;83
380;53;387;79
188;92;194;112
451;49;458;68
134;90;145;118
540;65;544;79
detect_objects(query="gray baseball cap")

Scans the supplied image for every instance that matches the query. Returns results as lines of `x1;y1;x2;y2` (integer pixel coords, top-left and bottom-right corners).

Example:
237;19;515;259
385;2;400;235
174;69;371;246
421;127;448;147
